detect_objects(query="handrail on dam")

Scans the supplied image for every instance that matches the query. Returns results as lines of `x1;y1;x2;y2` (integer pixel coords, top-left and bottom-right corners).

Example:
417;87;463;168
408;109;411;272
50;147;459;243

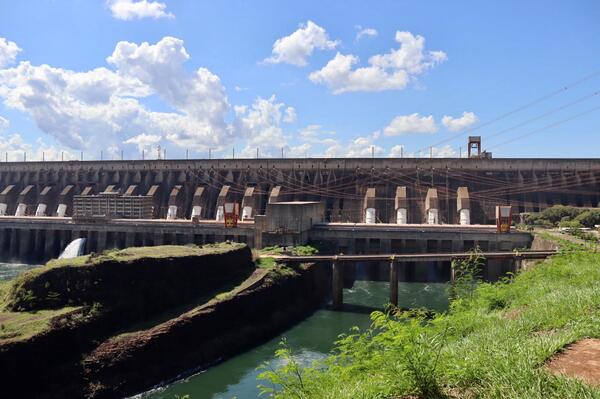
269;250;558;310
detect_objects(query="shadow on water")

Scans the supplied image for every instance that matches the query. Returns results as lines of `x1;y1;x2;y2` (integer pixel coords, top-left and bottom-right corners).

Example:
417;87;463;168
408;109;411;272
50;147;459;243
140;278;450;399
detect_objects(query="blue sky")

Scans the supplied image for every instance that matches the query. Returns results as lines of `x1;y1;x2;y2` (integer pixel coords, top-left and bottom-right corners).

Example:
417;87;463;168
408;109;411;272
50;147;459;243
0;0;598;160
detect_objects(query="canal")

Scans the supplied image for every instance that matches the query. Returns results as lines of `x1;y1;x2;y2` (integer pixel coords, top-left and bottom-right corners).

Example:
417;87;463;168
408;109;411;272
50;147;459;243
140;279;449;399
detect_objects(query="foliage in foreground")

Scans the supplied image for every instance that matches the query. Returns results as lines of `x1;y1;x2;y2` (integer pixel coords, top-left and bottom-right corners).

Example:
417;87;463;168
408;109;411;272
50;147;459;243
259;246;600;398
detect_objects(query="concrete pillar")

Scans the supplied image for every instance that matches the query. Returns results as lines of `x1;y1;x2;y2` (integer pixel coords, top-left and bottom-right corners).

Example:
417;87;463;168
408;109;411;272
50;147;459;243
153;231;164;246
457;187;470;225
19;229;32;261
395;186;408;224
10;229;18;259
425;188;439;224
97;231;107;253
44;230;56;260
125;232;135;248
332;259;343;310
389;259;398;306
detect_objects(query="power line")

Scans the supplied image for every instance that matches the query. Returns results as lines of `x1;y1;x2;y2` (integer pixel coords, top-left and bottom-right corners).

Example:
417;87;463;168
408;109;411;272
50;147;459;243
416;67;600;154
487;104;600;151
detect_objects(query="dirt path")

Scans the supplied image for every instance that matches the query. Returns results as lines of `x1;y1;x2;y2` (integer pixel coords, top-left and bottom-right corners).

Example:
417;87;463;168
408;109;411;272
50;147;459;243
547;339;600;385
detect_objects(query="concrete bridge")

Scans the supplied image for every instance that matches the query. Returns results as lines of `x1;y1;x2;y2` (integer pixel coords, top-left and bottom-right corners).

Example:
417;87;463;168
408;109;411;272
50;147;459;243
273;250;558;309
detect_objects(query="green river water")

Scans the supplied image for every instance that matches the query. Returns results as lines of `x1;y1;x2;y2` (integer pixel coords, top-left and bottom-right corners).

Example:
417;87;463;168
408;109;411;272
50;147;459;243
0;262;449;399
140;280;449;399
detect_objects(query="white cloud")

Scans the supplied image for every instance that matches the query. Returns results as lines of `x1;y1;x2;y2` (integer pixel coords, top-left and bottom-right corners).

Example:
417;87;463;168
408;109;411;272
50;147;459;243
383;113;437;136
235;95;290;157
0;37;231;155
107;0;174;20
0;131;77;161
355;26;378;41
0;115;8;131
124;133;161;152
264;21;339;66
389;144;405;157
309;31;446;94
429;145;457;158
0;37;21;68
442;111;478;132
283;106;297;123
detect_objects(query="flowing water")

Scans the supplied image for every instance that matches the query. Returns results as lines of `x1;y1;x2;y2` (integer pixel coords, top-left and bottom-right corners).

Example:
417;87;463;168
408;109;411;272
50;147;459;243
140;280;449;399
0;262;40;280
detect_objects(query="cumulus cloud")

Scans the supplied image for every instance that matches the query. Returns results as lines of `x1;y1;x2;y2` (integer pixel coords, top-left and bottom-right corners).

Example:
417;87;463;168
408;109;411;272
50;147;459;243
283;106;297;123
0;36;232;155
442;111;478;132
264;20;339;66
0;37;21;68
124;133;161;152
383;113;437;136
355;26;378;41
234;95;291;157
309;31;446;94
0;115;8;131
107;0;174;20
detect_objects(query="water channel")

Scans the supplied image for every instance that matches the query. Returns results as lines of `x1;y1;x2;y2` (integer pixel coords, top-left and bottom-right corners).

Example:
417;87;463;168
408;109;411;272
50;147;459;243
1;262;449;399
141;280;449;399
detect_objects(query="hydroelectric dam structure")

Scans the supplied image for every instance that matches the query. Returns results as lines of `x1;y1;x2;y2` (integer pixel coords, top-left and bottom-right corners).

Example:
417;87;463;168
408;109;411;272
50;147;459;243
0;154;598;264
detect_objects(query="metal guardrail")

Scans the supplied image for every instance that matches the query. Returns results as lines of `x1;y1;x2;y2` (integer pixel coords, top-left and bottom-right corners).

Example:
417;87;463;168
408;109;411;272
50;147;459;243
270;250;558;263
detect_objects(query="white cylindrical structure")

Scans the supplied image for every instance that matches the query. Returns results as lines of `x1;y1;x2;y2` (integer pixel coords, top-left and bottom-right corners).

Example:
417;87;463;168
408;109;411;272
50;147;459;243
35;203;47;217
365;208;376;224
0;203;6;216
242;206;252;220
166;205;177;220
191;205;202;219
215;206;224;221
56;203;67;217
459;209;470;225
15;203;27;217
396;208;407;224
427;208;439;225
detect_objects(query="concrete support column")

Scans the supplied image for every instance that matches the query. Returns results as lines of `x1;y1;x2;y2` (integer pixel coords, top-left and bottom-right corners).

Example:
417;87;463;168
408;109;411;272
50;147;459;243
332;259;343;310
153;231;164;246
125;232;135;248
18;229;32;261
44;230;55;260
97;231;107;253
10;229;18;259
514;256;523;274
389;259;398;306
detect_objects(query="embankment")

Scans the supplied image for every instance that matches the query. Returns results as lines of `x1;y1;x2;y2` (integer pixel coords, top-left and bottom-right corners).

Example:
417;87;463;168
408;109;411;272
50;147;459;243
83;263;329;398
0;244;328;398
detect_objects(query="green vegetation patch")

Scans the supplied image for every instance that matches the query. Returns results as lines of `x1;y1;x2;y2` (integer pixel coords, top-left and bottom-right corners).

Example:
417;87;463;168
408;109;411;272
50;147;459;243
260;246;600;398
0;306;80;343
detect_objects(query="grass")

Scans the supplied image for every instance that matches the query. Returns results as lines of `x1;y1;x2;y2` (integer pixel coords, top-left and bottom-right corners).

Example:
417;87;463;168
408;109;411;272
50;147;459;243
260;237;600;398
0;306;80;343
45;242;245;269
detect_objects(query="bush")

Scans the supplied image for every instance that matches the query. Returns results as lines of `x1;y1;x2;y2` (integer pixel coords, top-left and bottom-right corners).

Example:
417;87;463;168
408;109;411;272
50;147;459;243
574;209;600;228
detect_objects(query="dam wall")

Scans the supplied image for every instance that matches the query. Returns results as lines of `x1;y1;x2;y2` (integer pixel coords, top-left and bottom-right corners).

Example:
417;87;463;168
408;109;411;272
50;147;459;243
0;157;598;224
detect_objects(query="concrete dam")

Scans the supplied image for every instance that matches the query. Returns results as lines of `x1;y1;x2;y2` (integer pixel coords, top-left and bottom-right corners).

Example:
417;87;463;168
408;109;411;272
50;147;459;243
0;156;598;263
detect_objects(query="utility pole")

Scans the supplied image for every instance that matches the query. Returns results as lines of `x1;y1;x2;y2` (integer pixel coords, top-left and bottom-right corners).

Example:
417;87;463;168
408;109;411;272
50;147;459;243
256;147;259;159
209;148;212;160
430;146;433;159
23;152;26;162
121;150;124;161
281;147;284;158
371;146;374;159
61;152;64;162
232;147;235;159
186;149;189;159
459;147;462;158
100;150;103;161
163;149;166;160
157;145;161;160
42;152;45;162
142;149;144;160
80;151;83;161
401;147;403;158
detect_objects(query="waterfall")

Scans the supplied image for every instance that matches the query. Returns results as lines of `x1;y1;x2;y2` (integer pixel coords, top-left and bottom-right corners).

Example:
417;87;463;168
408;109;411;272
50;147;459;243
59;238;87;259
